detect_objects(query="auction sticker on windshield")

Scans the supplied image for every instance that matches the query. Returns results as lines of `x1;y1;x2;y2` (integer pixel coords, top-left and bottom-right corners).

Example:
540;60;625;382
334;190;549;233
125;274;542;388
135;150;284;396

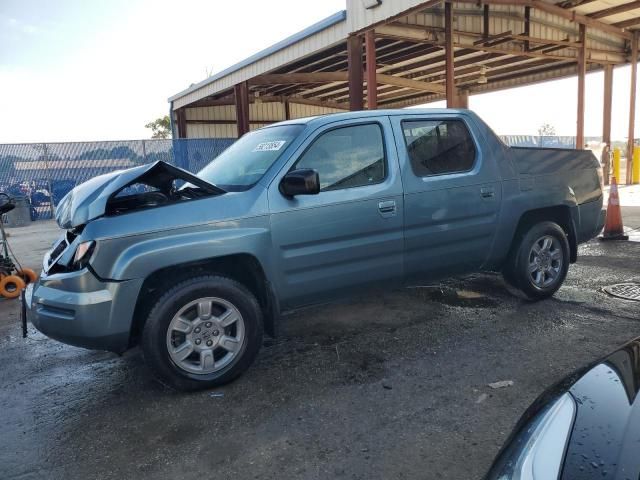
253;140;286;152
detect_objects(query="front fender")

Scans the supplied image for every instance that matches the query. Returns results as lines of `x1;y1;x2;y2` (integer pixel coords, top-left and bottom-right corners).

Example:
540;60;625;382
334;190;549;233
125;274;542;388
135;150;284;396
90;218;273;281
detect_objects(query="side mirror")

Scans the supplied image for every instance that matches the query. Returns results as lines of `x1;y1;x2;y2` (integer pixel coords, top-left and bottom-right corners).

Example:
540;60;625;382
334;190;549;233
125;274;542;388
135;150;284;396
279;169;320;197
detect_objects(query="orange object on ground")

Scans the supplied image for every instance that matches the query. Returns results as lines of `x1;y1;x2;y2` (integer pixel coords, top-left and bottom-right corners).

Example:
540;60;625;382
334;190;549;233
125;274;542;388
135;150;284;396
16;268;37;284
600;177;628;241
0;275;25;298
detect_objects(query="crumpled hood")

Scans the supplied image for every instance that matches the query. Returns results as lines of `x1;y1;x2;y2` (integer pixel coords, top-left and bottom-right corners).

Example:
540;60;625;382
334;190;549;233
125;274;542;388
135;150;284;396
55;161;221;229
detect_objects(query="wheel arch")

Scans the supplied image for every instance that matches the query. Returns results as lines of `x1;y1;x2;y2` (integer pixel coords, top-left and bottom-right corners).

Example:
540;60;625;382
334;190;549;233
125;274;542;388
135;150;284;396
509;205;578;264
129;253;278;348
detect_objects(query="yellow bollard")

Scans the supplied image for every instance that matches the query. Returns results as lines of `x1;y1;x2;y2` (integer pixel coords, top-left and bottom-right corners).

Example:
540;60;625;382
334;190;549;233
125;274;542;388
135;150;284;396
613;147;621;183
634;146;640;185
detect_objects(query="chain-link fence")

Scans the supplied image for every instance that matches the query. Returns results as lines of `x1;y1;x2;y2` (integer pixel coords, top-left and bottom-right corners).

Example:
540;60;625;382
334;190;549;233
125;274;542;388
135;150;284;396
0;138;235;220
500;135;578;149
0;134;599;222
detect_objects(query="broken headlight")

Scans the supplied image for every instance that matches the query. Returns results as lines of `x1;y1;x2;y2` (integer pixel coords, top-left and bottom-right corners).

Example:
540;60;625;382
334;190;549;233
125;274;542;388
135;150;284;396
72;240;95;269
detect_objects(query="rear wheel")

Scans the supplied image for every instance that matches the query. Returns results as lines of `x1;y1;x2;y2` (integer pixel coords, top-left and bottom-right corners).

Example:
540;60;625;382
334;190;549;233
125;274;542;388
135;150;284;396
141;275;263;391
503;221;569;300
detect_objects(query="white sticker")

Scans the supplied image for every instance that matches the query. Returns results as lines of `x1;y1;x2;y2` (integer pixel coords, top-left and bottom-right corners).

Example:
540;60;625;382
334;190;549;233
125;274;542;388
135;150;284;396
253;140;287;152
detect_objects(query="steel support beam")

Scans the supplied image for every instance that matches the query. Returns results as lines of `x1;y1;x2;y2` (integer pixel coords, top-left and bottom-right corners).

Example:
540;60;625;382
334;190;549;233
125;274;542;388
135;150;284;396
483;4;490;38
365;30;378;109
176;109;187;139
454;0;632;40
347;35;364;111
445;2;456;107
628;32;638;183
250;72;348;85
524;6;531;51
376;73;445;94
456;89;469;108
234;81;250;137
577;24;586;149
603;64;613;148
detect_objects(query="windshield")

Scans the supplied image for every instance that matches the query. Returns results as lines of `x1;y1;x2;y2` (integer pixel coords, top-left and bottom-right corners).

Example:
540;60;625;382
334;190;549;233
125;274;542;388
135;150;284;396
196;124;305;191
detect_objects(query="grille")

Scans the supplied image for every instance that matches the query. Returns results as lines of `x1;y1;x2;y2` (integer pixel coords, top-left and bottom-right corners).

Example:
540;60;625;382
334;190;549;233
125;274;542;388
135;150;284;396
603;284;640;301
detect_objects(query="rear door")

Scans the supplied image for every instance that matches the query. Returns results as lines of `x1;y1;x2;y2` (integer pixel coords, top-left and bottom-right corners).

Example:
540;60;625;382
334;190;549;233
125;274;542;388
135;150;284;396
390;114;502;283
268;117;404;309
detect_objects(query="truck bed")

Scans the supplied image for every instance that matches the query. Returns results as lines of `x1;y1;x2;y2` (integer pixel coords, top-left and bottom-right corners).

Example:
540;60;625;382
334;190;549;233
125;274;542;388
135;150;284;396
507;146;602;205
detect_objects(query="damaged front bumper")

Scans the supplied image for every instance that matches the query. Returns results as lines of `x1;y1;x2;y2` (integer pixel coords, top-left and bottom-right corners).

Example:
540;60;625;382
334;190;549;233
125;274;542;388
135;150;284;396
25;266;143;353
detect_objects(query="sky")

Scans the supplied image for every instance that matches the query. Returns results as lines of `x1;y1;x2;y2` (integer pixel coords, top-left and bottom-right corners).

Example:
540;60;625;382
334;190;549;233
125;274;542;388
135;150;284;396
1;0;638;143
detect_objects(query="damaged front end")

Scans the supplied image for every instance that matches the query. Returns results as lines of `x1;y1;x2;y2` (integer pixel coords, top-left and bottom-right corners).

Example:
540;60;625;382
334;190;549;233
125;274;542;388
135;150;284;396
47;161;224;275
56;160;224;229
43;226;94;275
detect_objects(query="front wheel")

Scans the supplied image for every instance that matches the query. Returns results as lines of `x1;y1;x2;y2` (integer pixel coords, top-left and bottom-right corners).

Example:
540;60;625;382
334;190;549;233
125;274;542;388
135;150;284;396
503;221;569;300
142;276;263;391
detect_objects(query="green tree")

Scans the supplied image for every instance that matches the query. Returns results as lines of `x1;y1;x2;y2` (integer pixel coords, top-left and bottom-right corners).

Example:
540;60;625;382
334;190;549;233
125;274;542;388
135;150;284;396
145;115;171;139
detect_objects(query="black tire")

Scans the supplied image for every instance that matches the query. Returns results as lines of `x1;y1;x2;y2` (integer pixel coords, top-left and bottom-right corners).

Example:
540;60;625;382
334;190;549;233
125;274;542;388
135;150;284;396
141;275;263;391
503;221;570;300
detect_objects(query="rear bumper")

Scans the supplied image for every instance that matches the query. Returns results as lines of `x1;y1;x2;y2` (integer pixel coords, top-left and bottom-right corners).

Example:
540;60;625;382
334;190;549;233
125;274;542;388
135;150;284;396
26;268;142;353
577;197;606;243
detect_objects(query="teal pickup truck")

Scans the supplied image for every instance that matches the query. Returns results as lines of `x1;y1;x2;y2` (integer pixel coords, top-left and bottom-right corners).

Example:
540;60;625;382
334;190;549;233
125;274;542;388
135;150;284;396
26;109;605;390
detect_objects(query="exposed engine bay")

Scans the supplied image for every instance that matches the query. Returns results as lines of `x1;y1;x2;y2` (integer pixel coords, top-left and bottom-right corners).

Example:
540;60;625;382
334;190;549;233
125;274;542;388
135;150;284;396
104;161;225;216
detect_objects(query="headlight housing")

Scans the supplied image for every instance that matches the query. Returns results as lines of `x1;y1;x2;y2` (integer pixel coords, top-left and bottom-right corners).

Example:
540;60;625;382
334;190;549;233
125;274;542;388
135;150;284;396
487;393;576;480
72;240;95;269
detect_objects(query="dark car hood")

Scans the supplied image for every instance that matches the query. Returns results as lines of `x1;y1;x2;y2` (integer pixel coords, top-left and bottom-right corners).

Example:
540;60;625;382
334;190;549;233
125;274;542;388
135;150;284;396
55;161;222;229
561;340;640;479
485;338;640;480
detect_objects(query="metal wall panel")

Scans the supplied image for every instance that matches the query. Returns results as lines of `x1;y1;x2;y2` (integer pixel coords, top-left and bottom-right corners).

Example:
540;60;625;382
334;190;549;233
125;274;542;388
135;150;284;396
289;102;346;118
182;101;346;138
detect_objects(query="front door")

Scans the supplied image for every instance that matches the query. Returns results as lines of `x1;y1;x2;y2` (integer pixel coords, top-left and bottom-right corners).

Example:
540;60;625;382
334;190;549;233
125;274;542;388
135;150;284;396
268;117;404;309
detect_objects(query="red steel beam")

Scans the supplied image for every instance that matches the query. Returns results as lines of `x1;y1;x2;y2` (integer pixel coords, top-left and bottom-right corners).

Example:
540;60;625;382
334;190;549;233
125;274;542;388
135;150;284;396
577;24;586;149
628;31;638;183
445;2;455;107
177;109;187;139
234;81;250;137
603;64;613;149
347;35;364;111
589;1;640;20
524;6;531;51
365;30;378;109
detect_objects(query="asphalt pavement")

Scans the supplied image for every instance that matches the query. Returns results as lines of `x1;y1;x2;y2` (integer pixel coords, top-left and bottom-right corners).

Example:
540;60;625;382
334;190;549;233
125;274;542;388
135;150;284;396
0;199;639;480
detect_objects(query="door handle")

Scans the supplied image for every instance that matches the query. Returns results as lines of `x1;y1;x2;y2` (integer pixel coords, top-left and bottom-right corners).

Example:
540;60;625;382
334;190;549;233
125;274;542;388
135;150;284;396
378;200;396;214
480;187;495;198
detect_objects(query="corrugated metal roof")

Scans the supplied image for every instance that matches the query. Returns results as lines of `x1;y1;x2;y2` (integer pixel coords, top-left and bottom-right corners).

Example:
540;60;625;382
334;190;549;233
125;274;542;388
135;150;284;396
169;0;640;114
168;10;347;103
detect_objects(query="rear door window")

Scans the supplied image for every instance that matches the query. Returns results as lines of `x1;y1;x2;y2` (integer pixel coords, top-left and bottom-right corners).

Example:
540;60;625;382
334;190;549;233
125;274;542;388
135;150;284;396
401;120;476;177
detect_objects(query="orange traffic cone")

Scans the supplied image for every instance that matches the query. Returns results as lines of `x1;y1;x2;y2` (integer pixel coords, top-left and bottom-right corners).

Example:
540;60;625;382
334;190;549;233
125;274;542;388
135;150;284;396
600;177;628;241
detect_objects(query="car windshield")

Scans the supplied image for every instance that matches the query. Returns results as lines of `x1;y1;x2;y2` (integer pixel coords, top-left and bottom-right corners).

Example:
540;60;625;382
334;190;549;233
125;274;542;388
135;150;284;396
196;124;305;191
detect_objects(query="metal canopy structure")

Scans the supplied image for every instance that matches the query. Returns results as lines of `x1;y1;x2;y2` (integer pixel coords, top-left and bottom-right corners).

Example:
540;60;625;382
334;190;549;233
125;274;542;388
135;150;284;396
169;0;640;177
